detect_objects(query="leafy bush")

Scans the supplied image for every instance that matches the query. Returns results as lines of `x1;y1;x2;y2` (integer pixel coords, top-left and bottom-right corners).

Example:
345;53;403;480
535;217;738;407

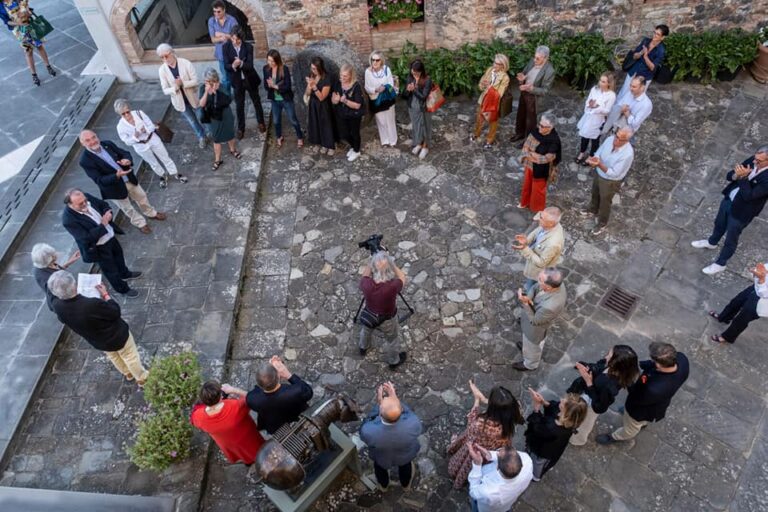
143;351;202;412
128;352;202;472
127;412;193;472
368;0;424;27
664;30;757;82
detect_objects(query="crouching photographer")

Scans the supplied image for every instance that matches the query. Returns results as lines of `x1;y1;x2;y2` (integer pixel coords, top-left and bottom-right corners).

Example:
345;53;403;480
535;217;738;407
359;251;408;370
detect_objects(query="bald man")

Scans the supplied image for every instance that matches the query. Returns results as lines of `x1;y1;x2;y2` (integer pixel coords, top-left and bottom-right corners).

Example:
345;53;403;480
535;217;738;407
359;382;422;491
512;206;565;294
79;130;166;234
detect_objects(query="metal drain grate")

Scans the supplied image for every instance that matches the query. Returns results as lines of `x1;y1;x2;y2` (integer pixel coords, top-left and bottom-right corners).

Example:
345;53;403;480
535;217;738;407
600;286;639;319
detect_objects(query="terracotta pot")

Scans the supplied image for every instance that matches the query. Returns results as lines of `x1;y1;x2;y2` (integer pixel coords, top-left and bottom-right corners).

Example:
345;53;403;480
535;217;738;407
375;19;412;32
750;43;768;84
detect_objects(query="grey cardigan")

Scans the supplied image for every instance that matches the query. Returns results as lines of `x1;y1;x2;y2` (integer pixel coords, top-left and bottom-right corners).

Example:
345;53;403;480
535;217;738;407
522;59;556;97
360;403;422;468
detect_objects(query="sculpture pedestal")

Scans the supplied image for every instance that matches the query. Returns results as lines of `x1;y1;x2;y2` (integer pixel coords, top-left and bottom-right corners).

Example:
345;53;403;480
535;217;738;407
262;424;376;512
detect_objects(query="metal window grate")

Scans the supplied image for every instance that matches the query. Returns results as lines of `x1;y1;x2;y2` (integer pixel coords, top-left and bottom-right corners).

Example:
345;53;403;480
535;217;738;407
600;286;639;319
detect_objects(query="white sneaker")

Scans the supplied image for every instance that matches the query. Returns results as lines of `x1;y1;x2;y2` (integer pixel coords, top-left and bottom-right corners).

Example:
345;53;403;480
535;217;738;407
411;145;422;155
691;240;717;249
702;263;726;275
418;147;429;160
347;150;360;162
346;148;354;157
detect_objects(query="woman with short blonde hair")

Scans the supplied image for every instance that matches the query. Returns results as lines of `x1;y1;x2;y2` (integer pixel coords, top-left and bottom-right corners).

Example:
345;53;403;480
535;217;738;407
472;53;510;148
364;50;398;147
332;63;365;161
575;71;616;165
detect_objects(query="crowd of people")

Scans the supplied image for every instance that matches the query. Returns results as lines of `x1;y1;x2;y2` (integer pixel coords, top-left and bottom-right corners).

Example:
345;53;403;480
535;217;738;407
20;2;768;510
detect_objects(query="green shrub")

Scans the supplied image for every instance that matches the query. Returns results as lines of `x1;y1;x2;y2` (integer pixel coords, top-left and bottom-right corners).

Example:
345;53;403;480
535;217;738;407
128;412;193;472
664;30;757;82
143;351;202;412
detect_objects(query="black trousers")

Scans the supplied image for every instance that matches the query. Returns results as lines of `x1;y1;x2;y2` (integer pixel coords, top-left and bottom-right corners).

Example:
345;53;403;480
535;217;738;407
579;136;600;155
514;91;537;138
719;285;761;343
233;82;266;132
338;115;362;152
97;237;131;293
373;461;412;488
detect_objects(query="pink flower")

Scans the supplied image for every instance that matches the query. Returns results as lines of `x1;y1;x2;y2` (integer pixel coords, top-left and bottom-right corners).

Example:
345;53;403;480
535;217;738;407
382;5;387;9
170;451;178;458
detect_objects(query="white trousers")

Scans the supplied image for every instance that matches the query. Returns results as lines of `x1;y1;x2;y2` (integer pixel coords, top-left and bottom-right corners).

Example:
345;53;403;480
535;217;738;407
374;106;398;146
134;134;178;178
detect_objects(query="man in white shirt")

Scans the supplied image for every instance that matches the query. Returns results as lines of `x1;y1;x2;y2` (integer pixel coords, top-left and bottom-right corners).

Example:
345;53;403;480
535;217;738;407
710;262;767;344
581;127;635;235
468;442;533;512
602;76;652;142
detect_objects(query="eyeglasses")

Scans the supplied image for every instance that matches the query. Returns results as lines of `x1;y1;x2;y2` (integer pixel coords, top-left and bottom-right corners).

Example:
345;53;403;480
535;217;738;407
121;111;131;116
371;58;381;62
538;123;552;129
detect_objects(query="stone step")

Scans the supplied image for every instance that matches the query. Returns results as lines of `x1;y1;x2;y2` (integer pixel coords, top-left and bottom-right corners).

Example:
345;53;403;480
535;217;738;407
0;485;175;512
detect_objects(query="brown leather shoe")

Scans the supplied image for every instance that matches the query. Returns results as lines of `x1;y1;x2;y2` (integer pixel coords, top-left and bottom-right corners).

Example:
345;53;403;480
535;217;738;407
139;225;151;234
152;212;167;221
510;134;525;143
258;123;266;133
237;130;244;140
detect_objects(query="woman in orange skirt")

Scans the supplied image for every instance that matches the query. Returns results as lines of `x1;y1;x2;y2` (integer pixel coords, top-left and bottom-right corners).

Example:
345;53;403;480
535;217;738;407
518;111;561;213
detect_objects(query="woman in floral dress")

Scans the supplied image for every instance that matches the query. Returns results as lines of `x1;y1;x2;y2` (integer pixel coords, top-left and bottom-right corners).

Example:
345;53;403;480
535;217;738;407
1;0;56;86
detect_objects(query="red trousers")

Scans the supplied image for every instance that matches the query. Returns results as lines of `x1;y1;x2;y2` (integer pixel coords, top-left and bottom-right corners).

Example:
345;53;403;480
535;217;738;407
520;166;547;212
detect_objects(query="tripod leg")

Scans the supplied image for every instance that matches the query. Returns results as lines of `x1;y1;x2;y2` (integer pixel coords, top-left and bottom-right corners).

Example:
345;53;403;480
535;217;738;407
353;297;365;323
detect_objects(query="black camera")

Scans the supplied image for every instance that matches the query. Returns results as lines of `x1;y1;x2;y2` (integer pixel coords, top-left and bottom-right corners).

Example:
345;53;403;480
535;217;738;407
358;234;385;255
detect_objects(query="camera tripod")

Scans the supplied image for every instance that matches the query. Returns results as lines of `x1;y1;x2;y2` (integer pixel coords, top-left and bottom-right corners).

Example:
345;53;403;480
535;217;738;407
353;292;415;325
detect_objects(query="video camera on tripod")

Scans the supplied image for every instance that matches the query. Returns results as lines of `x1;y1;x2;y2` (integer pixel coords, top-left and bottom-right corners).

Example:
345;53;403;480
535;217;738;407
354;234;414;325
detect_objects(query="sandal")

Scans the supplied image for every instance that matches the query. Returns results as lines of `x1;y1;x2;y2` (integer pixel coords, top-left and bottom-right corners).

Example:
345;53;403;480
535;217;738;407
212;160;223;171
707;310;720;321
32;73;40;86
276;137;284;148
230;151;242;159
297;139;304;148
710;334;728;345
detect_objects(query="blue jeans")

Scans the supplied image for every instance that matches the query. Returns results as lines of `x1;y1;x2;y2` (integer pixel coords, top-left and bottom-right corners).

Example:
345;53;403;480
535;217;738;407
218;60;232;96
470;499;479;512
708;197;746;266
271;99;304;140
180;105;206;140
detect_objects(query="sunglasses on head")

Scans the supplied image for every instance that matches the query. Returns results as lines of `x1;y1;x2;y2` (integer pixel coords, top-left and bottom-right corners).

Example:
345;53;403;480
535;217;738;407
372;58;381;62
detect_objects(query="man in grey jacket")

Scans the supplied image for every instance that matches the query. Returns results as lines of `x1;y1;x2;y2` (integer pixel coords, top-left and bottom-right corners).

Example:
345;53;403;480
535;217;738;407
510;46;556;143
512;267;567;371
360;381;422;491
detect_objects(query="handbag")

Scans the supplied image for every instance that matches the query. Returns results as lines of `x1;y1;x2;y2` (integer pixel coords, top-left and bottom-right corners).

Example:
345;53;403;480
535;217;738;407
498;88;514;118
30;13;54;38
155;122;174;143
369;84;397;114
425;84;445;113
357;308;384;329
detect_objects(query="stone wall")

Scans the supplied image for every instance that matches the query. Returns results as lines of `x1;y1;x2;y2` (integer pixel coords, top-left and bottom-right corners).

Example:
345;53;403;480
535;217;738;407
371;22;427;54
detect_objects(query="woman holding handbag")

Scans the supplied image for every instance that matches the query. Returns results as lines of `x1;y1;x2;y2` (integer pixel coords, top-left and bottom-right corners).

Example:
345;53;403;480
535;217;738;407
575;72;616;165
263;49;304;149
114;98;187;189
1;1;56;86
446;380;524;489
402;60;433;160
304;56;336;156
517;112;561;214
199;68;240;171
471;54;509;149
331;64;365;162
364;51;398;147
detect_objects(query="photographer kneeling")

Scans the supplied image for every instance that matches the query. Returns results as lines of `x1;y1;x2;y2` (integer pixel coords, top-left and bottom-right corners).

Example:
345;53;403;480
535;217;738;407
359;252;408;370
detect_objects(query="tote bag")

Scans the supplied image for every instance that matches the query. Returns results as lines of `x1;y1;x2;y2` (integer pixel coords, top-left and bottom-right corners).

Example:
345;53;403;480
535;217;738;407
425;84;445;113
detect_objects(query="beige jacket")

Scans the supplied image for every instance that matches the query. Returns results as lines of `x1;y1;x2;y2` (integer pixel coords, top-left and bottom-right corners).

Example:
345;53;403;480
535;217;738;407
159;57;200;112
477;67;509;106
520;224;564;280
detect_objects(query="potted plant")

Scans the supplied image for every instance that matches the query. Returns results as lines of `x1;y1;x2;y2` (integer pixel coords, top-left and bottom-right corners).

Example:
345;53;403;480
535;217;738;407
368;0;424;31
751;26;768;84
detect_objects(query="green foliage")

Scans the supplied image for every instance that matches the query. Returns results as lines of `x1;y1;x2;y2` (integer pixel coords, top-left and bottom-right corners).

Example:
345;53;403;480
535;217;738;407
664;30;758;82
367;0;424;27
143;352;202;411
128;352;202;472
127;412;193;472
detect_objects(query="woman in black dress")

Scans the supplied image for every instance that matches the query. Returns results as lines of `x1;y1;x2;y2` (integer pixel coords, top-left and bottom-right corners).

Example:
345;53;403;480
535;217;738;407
331;63;365;162
525;389;587;480
304;56;335;156
199;68;240;171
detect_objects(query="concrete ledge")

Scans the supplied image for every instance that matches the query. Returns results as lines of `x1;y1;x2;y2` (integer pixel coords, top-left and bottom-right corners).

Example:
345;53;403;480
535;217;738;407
0;486;175;512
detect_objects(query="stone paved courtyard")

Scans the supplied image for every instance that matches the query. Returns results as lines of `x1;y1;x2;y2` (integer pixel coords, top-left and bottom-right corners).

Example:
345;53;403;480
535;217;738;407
2;75;768;512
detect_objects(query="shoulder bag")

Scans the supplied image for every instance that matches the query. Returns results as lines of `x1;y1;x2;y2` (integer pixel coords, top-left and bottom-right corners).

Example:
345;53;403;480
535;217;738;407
425;83;445;113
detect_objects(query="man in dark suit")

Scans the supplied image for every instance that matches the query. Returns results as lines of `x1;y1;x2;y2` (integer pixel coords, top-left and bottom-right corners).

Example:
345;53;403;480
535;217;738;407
78;130;166;234
692;145;768;275
61;188;142;298
223;26;266;140
245;355;313;434
710;261;767;344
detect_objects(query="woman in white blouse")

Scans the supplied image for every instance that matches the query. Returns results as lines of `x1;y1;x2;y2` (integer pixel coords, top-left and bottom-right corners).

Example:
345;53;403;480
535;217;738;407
575;72;616;165
114;98;187;189
364;51;398;147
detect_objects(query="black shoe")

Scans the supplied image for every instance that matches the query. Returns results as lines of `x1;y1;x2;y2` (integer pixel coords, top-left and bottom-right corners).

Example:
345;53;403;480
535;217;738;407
510;134;525;143
176;174;188;184
388;352;407;370
125;271;143;280
121;288;140;298
46;65;57;77
515;341;522;351
32;73;40;86
359;347;367;357
512;361;531;371
159;177;168;189
596;434;618;445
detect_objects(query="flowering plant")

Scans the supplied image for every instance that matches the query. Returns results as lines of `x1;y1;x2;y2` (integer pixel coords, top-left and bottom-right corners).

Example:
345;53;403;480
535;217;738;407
759;26;768;47
368;0;423;27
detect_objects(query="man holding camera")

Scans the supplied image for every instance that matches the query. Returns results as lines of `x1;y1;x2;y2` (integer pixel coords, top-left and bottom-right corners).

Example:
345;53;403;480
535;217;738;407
359;251;408;370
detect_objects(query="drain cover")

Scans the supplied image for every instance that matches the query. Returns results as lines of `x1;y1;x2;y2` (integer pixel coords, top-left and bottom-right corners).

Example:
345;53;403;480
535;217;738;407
600;285;639;319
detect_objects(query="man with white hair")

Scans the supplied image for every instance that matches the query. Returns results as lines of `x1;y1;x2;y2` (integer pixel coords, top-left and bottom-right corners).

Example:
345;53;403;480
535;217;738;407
48;270;149;386
581;127;635;235
510;46;555;143
31;243;80;310
157;43;208;148
359;251;408;369
512;206;565;294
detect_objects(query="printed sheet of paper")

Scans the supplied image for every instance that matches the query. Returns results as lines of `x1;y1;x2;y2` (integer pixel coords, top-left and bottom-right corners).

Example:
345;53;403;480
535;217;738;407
77;273;102;298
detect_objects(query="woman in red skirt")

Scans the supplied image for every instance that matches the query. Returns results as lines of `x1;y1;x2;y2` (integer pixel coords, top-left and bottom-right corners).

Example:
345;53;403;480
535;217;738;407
191;380;264;465
517;112;562;213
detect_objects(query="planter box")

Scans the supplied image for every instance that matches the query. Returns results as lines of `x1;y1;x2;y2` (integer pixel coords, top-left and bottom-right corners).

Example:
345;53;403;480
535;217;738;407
375;19;412;32
751;43;768;84
716;66;741;82
371;21;425;53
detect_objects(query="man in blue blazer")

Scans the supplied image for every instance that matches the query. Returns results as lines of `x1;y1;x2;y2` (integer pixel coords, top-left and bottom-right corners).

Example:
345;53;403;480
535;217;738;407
78;130;166;234
222;26;266;139
692;145;768;275
62;188;141;298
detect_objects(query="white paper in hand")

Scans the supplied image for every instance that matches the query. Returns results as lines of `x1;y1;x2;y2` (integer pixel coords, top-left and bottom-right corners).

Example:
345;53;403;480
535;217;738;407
77;273;102;298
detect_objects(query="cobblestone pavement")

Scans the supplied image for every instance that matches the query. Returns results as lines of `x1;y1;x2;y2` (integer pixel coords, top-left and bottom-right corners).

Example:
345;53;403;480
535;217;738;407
4;76;768;512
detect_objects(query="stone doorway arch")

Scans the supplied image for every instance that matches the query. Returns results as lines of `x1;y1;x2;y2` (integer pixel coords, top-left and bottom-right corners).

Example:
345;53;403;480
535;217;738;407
109;0;269;64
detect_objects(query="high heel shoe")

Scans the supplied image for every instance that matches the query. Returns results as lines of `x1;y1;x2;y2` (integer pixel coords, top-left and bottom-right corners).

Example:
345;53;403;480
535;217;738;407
46;65;57;77
32;73;40;86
